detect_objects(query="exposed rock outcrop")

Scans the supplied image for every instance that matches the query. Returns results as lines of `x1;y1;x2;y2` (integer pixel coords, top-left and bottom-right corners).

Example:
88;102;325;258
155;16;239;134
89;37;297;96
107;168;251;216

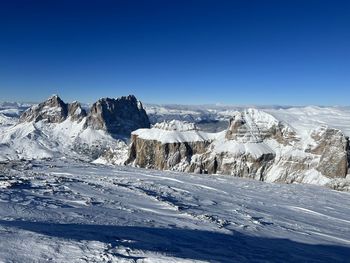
127;121;210;170
19;95;86;123
20;95;68;123
127;135;210;170
68;101;87;122
85;95;150;136
310;126;348;178
127;115;276;179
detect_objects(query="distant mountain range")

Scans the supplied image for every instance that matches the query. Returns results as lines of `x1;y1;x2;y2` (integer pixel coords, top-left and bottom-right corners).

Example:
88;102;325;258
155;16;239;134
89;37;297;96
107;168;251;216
1;95;349;190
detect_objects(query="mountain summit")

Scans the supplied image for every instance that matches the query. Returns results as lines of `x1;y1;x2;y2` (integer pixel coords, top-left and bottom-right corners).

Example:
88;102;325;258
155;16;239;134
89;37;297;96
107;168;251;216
19;94;150;136
19;95;86;123
3;94;149;162
85;95;150;136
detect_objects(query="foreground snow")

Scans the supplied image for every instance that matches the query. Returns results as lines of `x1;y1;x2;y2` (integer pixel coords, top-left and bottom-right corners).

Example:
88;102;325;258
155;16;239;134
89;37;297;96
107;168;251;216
0;160;349;262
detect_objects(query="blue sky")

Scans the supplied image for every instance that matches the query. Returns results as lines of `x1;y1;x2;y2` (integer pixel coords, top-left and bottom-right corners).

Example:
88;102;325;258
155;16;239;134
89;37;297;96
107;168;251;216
0;0;349;105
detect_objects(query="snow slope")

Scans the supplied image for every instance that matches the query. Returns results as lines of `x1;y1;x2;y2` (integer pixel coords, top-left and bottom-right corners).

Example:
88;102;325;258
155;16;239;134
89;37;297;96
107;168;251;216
266;106;350;137
132;128;215;144
0;160;349;262
0;117;128;163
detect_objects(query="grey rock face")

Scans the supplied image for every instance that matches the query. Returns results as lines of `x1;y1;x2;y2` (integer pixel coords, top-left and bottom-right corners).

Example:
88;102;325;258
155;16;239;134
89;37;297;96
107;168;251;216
267;122;299;146
310;126;348;178
127;133;275;179
85;95;150;136
219;152;275;179
127;134;210;170
187;149;275;180
266;127;350;183
19;95;86;123
19;95;68;123
68;101;87;122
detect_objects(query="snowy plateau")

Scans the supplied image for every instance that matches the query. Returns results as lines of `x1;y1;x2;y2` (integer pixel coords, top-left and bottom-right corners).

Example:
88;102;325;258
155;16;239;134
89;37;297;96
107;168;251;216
0;97;350;262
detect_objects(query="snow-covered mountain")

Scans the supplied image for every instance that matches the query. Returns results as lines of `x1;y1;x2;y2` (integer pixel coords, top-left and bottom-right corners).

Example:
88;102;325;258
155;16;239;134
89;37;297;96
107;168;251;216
128;108;350;190
0;95;149;164
86;95;150;136
1;98;350;189
1;100;350;261
145;103;350;132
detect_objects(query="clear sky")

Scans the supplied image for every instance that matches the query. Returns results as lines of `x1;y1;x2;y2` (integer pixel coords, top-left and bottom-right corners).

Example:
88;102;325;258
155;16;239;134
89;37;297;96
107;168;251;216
0;0;349;105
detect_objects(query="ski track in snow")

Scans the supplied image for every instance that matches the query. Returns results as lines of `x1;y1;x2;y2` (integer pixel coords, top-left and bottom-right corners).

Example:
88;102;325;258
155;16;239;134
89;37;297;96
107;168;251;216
0;160;350;262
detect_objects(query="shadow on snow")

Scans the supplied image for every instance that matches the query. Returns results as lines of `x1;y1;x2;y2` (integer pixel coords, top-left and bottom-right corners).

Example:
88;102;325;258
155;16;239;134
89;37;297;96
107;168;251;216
1;220;349;262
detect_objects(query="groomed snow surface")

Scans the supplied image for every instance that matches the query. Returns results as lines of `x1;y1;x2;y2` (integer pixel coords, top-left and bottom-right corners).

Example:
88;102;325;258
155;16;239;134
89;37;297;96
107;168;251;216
0;160;350;262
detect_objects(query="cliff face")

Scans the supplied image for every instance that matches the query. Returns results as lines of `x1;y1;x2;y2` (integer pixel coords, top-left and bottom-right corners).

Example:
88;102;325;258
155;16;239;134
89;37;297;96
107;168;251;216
127;109;350;188
68;101;87;122
127;134;210;171
127;120;210;171
310;126;348;178
85;95;150;136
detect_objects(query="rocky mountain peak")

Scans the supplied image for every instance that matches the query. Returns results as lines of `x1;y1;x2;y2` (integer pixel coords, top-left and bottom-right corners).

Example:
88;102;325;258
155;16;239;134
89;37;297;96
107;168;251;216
18;94;150;136
19;95;86;123
85;95;150;136
68;101;87;122
19;95;68;123
224;109;298;145
47;94;63;104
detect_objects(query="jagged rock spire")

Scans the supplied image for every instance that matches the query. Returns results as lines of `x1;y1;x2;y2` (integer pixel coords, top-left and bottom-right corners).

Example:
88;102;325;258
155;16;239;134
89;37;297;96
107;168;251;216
85;94;150;135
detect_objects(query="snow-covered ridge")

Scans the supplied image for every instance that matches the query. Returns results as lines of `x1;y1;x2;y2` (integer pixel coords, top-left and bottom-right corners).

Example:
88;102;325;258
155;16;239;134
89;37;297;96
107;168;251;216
258;106;350;137
244;108;280;128
213;134;274;159
133;110;286;145
153;120;198;131
132;128;214;144
1;98;350;189
145;104;350;137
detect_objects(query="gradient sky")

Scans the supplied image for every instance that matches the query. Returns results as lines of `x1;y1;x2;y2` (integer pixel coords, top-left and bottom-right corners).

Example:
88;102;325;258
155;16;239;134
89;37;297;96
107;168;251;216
0;0;349;105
